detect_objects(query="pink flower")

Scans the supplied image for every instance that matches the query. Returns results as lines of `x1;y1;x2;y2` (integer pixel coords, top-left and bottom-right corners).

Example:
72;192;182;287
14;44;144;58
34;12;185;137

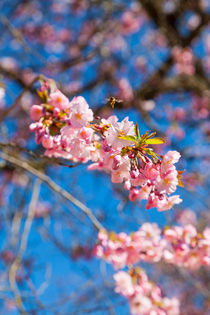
114;271;134;297
156;170;178;194
140;162;159;181
138;184;152;201
105;116;135;149
124;180;131;190
111;156;130;183
114;269;180;315
163;151;181;165
112;154;123;170
69;96;93;127
162;297;180;315
95;222;209;270
130;294;152;314
48;90;70;110
129;188;139;202
29;85;183;212
157;195;182;211
79;127;94;143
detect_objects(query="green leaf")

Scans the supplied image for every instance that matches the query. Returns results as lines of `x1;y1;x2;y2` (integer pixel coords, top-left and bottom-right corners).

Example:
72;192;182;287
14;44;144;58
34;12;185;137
134;123;140;140
118;135;137;142
145;137;165;145
121;148;128;156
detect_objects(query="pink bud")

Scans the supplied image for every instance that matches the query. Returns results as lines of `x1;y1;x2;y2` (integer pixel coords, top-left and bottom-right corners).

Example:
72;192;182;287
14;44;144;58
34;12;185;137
29;123;38;132
124;180;131;190
129;188;139;202
128;151;135;159
112;155;122;170
130;169;139;179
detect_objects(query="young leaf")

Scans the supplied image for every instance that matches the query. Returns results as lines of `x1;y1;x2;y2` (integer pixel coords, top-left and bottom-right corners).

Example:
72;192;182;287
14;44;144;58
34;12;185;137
118;135;137;142
145;137;165;145
121;147;130;156
134;123;140;140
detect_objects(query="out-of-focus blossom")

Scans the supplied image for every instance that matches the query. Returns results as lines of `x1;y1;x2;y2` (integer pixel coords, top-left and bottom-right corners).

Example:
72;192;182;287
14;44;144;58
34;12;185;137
191;94;210;120
176;209;197;225
0;86;5;107
117;78;134;102
120;11;142;35
172;47;195;75
34;202;51;218
141;100;155;112
0;57;18;71
114;269;180;315
95;223;210;270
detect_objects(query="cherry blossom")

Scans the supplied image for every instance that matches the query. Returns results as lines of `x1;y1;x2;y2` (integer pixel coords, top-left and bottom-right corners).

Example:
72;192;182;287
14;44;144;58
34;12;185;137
30;82;183;211
114;269;180;315
95;223;210;270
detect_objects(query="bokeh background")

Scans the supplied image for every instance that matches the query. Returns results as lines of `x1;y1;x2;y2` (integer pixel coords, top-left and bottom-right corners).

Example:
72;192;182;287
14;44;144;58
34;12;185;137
0;0;209;314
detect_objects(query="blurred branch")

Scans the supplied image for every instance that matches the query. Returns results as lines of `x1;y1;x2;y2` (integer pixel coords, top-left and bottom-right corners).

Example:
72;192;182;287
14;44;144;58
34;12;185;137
0;74;45;123
9;178;41;314
0;150;104;231
0;14;47;64
0;142;80;169
136;74;209;100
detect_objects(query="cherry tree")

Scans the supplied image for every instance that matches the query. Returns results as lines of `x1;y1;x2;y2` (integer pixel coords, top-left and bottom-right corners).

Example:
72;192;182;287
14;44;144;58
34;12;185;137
0;0;209;314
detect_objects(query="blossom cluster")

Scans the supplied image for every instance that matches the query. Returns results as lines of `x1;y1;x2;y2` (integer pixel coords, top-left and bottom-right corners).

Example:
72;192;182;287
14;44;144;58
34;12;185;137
30;82;182;211
114;269;180;315
94;223;210;270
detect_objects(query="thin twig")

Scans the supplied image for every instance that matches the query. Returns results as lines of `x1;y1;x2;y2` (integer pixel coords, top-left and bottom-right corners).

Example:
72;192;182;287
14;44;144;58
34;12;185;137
0;151;104;231
9;178;41;314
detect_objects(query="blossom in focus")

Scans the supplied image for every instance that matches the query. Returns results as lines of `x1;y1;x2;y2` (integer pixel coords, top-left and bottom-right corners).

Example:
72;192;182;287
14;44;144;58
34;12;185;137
30;83;183;211
69;96;93;128
48;89;70;110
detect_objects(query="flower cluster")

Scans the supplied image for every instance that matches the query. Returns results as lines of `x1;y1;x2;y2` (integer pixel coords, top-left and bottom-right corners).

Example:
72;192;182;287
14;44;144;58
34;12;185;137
30;83;97;163
94;223;210;270
30;82;182;211
114;269;180;315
